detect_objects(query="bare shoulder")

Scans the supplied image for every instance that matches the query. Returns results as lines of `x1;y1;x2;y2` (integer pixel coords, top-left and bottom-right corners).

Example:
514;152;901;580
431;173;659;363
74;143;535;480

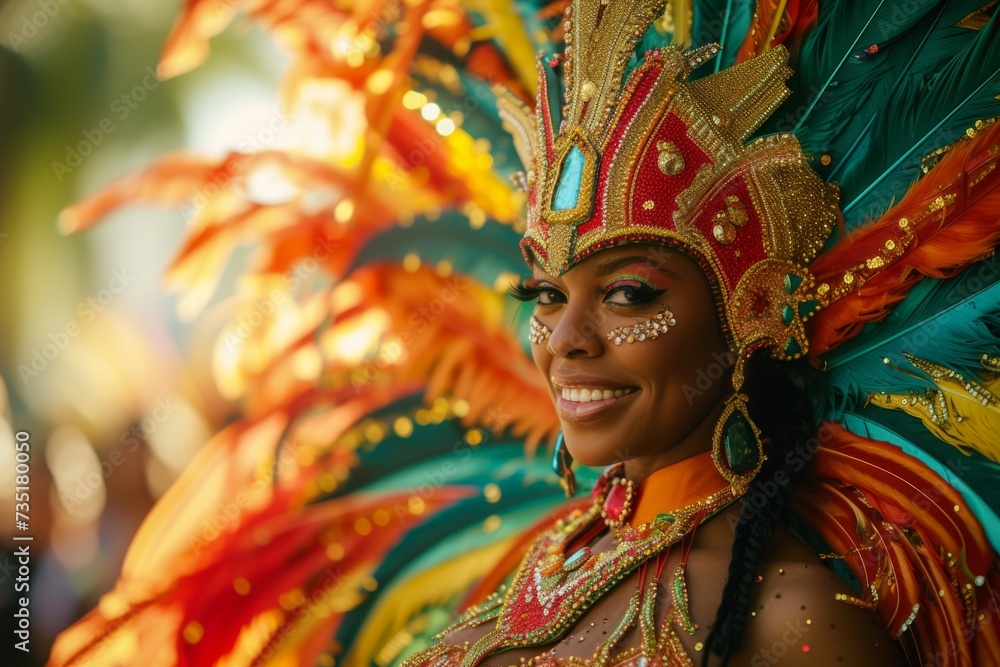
726;523;909;667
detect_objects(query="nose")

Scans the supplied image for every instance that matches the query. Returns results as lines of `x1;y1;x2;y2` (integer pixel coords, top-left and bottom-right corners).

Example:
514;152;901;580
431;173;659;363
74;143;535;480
545;302;606;359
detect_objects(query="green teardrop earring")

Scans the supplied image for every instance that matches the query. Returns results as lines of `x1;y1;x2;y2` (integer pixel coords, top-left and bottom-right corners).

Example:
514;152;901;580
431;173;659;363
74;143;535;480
711;356;764;496
552;431;576;498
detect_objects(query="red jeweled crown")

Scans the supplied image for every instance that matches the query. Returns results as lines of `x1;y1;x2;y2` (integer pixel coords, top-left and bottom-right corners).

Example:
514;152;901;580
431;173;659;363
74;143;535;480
497;0;839;365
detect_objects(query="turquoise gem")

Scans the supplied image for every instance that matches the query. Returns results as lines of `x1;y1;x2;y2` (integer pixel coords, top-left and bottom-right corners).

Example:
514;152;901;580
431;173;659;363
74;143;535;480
784;273;803;294
784;337;802;355
782;304;795;326
723;410;759;475
552;145;585;210
798;299;820;318
563;547;588;570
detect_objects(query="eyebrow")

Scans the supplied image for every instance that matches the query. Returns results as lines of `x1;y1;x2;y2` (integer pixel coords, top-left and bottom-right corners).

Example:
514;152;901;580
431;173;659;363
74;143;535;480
594;254;682;279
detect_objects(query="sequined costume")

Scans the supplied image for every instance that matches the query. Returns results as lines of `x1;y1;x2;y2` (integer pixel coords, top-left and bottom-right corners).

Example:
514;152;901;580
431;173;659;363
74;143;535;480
48;1;1000;666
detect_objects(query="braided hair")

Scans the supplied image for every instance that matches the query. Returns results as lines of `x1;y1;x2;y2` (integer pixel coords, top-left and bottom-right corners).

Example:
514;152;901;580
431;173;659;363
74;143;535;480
701;353;832;667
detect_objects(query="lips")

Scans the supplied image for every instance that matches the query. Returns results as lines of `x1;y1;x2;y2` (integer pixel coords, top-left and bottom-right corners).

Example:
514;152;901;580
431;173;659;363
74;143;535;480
551;374;640;422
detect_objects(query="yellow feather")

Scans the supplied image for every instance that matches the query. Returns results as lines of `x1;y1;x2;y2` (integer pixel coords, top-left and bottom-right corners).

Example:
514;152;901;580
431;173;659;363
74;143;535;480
465;0;538;96
667;0;693;47
868;354;1000;462
342;537;517;666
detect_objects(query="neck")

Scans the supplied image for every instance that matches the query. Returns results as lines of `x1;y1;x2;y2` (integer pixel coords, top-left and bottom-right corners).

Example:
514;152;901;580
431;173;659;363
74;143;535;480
626;450;730;527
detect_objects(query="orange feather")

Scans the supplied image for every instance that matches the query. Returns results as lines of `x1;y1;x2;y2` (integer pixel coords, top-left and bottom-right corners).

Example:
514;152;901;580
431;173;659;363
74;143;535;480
807;121;1000;358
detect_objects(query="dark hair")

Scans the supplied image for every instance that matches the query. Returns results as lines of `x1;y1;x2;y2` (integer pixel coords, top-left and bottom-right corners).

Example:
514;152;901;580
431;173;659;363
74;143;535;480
702;353;831;667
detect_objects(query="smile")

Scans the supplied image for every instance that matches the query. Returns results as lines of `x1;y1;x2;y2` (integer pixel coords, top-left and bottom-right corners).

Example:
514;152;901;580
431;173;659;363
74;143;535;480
560;387;636;402
556;388;640;422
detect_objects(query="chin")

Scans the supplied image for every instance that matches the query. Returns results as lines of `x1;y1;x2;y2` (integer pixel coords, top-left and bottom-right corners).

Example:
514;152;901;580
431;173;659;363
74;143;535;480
561;427;630;468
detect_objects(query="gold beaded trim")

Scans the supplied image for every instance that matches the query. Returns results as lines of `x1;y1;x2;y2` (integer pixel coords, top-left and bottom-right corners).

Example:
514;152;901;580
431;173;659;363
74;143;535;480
606;307;676;345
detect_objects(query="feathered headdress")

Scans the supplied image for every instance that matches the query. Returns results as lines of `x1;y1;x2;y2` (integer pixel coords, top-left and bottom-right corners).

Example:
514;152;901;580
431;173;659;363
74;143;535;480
48;1;1000;666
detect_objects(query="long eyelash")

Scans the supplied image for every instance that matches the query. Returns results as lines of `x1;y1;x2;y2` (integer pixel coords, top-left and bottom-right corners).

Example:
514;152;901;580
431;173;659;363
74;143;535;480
507;280;543;302
606;284;668;304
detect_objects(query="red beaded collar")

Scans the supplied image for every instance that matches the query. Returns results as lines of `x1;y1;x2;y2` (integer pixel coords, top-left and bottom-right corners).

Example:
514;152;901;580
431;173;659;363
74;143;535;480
596;450;731;529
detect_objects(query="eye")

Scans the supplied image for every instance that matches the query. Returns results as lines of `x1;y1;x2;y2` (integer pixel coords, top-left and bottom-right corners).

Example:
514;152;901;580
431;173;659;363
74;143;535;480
507;280;566;305
603;281;667;306
537;287;566;305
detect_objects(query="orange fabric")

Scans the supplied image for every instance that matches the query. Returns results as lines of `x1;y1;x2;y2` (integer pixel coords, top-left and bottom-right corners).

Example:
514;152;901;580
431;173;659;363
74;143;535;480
629;450;731;528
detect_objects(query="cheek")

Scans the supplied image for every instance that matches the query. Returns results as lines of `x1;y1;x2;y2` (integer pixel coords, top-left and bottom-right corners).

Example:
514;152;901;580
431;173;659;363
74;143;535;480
530;342;553;379
613;312;727;400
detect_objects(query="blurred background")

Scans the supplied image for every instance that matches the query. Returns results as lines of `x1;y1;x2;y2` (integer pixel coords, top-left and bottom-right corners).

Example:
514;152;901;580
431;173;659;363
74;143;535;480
0;2;290;663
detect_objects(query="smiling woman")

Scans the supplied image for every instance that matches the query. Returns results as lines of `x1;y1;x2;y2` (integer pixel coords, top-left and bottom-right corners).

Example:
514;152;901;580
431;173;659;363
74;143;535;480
400;240;908;666
43;1;1000;667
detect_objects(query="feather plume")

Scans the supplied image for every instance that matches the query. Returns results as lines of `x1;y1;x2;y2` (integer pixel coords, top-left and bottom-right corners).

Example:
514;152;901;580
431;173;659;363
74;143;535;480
796;424;1000;665
868;354;1000;462
344;538;519;666
840;8;1000;224
808;119;1000;357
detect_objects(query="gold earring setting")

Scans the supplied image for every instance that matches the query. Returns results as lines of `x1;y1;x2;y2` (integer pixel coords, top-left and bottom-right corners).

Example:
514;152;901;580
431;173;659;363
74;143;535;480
529;316;551;344
607;307;676;345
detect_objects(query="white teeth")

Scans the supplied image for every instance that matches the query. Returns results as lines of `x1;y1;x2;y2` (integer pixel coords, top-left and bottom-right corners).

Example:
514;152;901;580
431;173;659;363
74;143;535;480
560;387;635;403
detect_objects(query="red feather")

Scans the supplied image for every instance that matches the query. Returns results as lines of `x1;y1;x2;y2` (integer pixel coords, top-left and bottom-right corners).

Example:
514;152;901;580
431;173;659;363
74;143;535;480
793;423;1000;666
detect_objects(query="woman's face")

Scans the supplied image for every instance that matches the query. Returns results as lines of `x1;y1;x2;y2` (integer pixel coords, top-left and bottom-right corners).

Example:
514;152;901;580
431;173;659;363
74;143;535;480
525;244;733;479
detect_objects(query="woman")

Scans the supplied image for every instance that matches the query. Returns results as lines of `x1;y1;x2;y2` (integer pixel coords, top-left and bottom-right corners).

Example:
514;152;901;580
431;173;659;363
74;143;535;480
405;244;906;666
396;12;938;658
48;1;1000;666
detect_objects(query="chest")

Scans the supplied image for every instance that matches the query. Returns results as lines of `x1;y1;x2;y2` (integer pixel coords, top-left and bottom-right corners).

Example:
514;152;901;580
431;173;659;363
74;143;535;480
411;541;733;667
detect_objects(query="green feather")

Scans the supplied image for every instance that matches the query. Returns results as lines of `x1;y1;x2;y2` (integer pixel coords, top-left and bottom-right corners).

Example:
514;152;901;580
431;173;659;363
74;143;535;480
825;256;1000;408
840;10;1000;224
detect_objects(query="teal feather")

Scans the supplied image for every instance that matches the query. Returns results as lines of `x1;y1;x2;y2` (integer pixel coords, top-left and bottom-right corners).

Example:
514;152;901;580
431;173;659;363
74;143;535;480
715;0;755;71
840;10;1000;224
350;213;526;287
782;0;966;161
691;0;730;49
822;3;952;183
790;0;898;135
824;256;1000;410
334;444;577;648
779;1;995;193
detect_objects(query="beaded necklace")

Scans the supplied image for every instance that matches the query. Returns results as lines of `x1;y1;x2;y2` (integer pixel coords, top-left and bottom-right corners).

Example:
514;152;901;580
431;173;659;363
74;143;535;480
401;452;738;667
